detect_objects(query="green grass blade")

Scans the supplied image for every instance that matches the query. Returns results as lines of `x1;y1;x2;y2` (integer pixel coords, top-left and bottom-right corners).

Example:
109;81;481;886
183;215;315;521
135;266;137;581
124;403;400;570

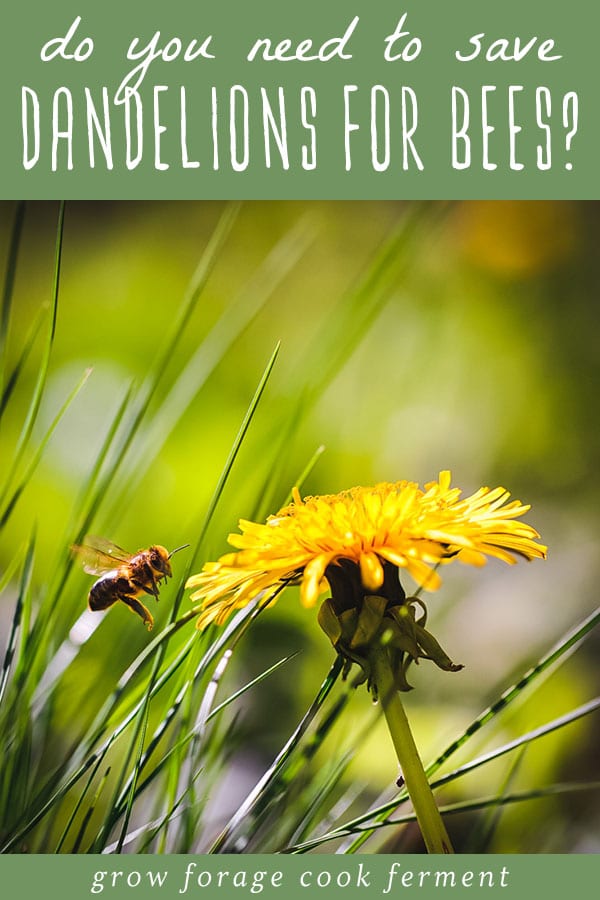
426;605;600;780
209;654;344;852
22;206;242;696
145;202;241;394
0;300;46;423
43;203;240;602
111;645;239;847
0;541;26;596
434;782;600;820
54;756;109;852
0;368;91;531
209;653;299;722
469;748;526;853
26;382;136;682
0;531;35;709
69;602;260;851
98;203;241;480
288;782;600;852
187;342;281;570
105;597;285;845
283;751;359;849
113;674;154;853
0;201;26;403
0;201;63;506
71;767;112;853
431;696;600;792
0;622;193;852
69;381;136;544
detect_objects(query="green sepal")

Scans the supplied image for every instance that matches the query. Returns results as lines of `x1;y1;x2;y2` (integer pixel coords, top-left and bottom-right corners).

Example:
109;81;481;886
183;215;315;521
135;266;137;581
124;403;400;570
317;591;463;693
317;598;343;645
350;594;387;649
413;622;464;673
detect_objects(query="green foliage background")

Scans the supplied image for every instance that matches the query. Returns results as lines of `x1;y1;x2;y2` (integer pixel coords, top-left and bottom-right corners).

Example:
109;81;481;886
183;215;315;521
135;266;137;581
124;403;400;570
0;200;599;853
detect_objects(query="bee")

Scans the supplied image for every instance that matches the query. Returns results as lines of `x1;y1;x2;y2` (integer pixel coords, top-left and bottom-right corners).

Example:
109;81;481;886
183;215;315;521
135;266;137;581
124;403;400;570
72;537;189;630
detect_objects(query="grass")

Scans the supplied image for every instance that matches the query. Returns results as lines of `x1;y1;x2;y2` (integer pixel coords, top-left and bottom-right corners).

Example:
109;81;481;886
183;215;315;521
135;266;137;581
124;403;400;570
0;200;598;854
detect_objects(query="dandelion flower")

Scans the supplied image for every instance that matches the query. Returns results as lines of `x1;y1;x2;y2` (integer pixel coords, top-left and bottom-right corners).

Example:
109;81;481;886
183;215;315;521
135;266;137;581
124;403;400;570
187;470;546;634
187;471;546;854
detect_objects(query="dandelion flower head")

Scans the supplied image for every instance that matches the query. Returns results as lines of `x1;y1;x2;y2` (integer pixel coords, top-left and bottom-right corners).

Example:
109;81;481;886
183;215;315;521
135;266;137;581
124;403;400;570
187;471;546;630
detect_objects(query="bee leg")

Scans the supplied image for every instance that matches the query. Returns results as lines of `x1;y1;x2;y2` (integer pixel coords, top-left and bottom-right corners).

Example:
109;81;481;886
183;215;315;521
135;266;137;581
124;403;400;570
120;594;154;631
131;577;161;600
137;564;161;598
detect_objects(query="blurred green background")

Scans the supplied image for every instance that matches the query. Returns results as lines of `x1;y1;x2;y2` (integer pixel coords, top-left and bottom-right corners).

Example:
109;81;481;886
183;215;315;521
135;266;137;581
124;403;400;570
1;200;599;851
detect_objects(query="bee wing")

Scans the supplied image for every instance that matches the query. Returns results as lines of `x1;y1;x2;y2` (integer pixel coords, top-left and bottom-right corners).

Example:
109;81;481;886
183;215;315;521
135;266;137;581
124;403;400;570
72;536;133;575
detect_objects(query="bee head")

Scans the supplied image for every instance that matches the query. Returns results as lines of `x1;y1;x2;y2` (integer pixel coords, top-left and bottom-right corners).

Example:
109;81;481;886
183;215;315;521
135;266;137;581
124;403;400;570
148;545;172;577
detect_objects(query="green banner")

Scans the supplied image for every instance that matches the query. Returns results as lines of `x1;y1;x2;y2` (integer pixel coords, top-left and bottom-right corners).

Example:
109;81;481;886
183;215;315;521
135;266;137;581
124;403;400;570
0;854;597;899
1;0;598;197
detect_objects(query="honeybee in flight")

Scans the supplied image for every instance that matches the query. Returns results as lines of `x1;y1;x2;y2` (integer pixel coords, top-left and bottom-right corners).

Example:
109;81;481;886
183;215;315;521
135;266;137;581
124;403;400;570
72;537;189;630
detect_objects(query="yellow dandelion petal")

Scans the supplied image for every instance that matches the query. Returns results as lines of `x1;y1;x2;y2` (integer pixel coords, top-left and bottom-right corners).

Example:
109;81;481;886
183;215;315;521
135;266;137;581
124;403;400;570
438;470;452;490
301;553;335;607
377;548;408;569
405;557;442;591
359;551;384;592
456;547;487;566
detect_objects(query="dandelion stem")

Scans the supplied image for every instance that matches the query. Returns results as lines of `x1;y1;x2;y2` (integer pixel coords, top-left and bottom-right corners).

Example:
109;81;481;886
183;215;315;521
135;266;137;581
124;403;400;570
370;647;454;854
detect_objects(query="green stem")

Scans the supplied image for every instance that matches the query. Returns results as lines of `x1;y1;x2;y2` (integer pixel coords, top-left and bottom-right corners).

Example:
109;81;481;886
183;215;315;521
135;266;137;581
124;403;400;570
370;647;454;854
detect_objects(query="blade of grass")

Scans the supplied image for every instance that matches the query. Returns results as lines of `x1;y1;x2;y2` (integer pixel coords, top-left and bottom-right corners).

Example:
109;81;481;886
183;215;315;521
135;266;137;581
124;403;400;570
145;202;241;393
120;643;240;851
54;756;110;852
112;675;154;853
430;695;600;792
287;781;600;851
0;530;35;708
0;201;26;405
70;767;112;853
0;613;198;852
34;205;247;675
468;747;526;852
95;203;241;482
44;202;240;622
255;681;380;853
183;342;281;590
209;654;344;852
0;368;91;530
0;541;27;596
434;781;600;820
0;301;46;424
69;382;136;542
285;753;362;849
426;606;600;780
21;382;136;699
281;698;384;850
0;201;63;506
